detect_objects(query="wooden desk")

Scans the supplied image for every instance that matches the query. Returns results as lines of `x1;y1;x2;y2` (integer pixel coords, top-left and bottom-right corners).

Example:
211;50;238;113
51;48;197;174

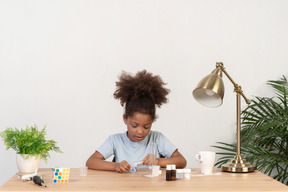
0;168;287;192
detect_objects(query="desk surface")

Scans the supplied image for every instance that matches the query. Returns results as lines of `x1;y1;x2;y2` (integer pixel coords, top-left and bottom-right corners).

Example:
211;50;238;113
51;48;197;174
0;168;287;192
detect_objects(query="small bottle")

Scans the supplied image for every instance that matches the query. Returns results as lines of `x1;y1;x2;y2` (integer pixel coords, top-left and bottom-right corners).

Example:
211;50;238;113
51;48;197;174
130;163;137;173
171;165;176;181
176;169;184;180
166;165;172;181
183;169;191;180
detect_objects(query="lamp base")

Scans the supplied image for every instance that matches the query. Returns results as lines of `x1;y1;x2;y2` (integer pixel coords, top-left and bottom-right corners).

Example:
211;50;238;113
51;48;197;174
222;155;256;173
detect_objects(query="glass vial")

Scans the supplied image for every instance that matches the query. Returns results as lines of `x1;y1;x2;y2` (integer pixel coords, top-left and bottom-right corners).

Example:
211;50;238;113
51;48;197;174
183;169;191;180
166;165;172;181
171;165;176;181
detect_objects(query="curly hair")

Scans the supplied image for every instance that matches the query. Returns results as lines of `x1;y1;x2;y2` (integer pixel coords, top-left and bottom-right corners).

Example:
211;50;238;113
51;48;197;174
113;70;170;121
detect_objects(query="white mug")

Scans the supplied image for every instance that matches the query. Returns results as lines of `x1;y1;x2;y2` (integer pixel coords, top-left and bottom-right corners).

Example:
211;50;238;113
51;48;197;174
195;151;215;175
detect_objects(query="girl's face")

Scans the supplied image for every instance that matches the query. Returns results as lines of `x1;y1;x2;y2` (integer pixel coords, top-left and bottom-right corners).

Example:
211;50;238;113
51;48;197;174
123;112;153;142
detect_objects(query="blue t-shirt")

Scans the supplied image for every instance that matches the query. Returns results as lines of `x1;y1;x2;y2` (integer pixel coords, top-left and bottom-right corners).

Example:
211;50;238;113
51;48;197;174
97;130;177;166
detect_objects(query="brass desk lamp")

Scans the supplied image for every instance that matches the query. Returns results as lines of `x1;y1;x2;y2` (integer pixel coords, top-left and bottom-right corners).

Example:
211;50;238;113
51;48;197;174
193;62;256;173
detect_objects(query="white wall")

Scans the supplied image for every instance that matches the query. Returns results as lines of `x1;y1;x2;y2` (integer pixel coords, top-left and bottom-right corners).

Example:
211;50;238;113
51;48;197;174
1;0;287;186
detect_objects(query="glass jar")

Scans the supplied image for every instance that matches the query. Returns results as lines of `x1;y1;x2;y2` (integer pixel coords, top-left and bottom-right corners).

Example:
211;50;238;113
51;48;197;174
183;169;191;180
176;169;184;180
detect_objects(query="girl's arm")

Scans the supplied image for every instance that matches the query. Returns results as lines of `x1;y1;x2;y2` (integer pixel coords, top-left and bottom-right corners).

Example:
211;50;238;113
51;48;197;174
86;151;131;173
142;150;187;168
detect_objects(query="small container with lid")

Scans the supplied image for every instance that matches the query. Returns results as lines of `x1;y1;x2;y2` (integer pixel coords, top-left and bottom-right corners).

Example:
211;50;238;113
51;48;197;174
171;165;176;181
130;163;138;173
183;169;191;180
176;169;184;180
166;165;172;181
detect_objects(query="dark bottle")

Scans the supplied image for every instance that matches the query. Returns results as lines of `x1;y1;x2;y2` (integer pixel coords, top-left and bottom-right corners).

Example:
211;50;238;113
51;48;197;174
171;165;176;181
166;165;172;181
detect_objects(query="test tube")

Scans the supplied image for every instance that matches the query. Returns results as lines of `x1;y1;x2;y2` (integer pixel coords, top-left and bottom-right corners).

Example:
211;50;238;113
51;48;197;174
149;142;157;169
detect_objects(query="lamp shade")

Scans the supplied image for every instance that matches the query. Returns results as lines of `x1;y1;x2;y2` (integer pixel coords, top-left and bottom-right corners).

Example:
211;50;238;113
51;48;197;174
193;67;224;108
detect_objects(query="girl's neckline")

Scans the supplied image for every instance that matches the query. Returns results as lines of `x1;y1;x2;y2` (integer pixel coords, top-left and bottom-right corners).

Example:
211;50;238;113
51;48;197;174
124;131;151;146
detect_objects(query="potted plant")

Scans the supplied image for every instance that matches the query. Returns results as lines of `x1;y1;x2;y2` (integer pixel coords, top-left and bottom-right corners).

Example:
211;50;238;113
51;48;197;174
0;125;63;173
212;76;288;185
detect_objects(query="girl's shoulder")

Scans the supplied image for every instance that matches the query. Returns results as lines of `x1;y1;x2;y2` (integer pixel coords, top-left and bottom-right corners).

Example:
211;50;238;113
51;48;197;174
149;130;162;135
149;130;165;139
109;132;126;139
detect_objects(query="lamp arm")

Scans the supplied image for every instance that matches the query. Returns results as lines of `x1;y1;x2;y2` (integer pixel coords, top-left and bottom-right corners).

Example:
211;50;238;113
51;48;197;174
217;63;251;105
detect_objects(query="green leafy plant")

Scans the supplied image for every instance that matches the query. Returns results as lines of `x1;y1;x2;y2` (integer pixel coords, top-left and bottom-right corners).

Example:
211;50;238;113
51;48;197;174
0;125;63;162
212;76;288;185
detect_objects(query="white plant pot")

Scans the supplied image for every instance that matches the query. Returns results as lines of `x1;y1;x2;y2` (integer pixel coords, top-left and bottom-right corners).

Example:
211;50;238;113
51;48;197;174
16;154;41;173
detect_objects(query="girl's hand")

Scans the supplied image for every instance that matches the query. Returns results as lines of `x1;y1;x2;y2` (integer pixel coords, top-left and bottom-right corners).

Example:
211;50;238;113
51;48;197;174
114;160;131;173
142;154;159;166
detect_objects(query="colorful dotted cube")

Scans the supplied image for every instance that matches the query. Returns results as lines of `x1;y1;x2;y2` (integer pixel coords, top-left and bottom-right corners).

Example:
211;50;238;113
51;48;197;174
52;168;70;183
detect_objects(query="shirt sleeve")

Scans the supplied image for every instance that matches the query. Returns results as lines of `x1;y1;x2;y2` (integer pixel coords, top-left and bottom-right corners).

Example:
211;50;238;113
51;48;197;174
155;132;177;158
96;136;114;160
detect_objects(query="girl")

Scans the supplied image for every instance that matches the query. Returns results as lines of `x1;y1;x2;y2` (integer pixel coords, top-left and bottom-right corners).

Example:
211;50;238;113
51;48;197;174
86;70;187;173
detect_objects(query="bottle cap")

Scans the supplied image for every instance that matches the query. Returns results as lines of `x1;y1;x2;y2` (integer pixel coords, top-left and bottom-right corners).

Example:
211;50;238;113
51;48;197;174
171;165;176;170
183;169;191;173
176;169;184;173
166;165;172;170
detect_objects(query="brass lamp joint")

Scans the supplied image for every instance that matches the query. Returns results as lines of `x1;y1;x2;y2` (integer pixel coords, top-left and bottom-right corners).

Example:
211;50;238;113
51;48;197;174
234;84;243;94
216;62;224;70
